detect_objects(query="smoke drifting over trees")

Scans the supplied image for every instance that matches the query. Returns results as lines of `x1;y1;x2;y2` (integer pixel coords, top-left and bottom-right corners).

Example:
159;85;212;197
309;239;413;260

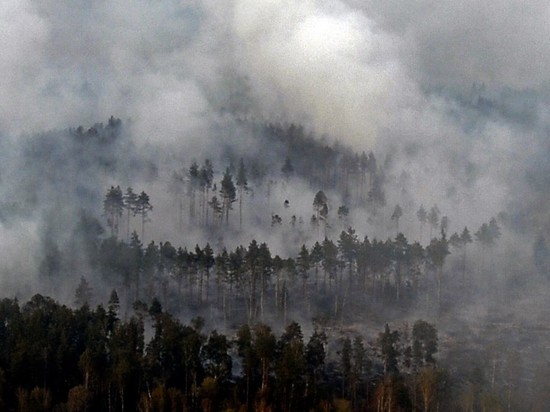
0;0;549;410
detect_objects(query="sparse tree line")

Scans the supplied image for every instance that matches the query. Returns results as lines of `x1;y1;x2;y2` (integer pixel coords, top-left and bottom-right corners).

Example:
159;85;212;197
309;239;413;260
101;176;502;324
164;127;386;235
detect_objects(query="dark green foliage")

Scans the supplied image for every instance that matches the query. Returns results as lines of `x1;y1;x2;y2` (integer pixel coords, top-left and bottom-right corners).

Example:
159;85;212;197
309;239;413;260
135;191;153;239
0;293;525;412
412;320;438;368
220;168;237;225
103;186;124;238
378;324;401;375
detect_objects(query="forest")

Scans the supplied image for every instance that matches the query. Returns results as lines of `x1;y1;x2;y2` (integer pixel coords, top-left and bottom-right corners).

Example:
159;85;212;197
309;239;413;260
2;1;550;411
0;118;548;411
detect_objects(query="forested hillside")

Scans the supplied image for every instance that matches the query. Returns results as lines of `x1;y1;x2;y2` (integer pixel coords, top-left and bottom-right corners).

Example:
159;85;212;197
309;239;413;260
2;1;550;411
0;118;548;411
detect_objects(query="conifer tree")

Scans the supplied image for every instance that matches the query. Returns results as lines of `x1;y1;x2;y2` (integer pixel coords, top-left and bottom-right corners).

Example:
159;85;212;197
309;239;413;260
103;186;124;238
417;205;428;243
220;168;236;226
391;204;403;234
135;191;153;240
123;187;138;241
236;158;248;230
188;161;200;222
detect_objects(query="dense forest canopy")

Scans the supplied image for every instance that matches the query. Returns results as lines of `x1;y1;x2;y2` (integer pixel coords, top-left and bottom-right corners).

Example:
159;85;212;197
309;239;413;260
1;1;550;411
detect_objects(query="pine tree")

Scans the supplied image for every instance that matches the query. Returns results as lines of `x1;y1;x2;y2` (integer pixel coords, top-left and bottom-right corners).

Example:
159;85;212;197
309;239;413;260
220;168;236;226
123;187;138;241
426;233;450;307
391;204;403;234
200;159;214;225
378;324;400;375
417;205;428;243
103;186;124;238
428;205;440;240
236;158;248;230
135;191;153;240
188;161;200;223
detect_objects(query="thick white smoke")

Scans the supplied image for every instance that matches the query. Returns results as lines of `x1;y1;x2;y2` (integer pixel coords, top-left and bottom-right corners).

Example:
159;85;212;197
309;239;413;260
0;0;549;292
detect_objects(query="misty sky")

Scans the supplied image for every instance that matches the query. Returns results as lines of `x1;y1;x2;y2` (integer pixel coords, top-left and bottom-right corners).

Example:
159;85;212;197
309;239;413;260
1;0;549;233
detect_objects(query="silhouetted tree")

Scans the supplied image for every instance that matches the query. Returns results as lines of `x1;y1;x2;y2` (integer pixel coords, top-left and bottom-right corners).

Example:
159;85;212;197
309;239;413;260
196;160;213;226
123;187;138;241
236;158;248;230
103;186;124;238
428;205;440;240
391;204;403;234
417;205;428;243
426;233;450;306
378;324;400;375
135;191;153;240
220;168;237;226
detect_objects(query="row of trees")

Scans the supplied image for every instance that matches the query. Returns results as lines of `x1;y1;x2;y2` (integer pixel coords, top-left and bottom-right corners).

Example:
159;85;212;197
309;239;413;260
262;124;384;208
169;159;248;230
89;214;500;327
3;292;544;411
0;293;455;411
103;186;152;240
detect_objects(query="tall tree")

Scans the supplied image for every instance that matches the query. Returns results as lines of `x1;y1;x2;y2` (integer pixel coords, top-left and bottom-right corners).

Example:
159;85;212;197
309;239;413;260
391;204;403;235
338;227;359;295
450;226;472;285
296;245;311;295
412;320;438;369
426;233;450;307
313;191;328;220
417;205;428;243
340;337;352;398
135;191;153;240
305;329;327;406
475;217;501;287
253;323;276;397
392;233;410;302
208;195;223;227
321;238;339;291
236;324;258;408
236;158;248;231
276;322;306;411
351;336;367;408
427;205;440;240
188;161;200;223
169;170;186;230
378;324;400;375
200;159;214;225
123;187;138;241
313;191;328;236
367;173;385;217
220;168;237;226
103;186;124;238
